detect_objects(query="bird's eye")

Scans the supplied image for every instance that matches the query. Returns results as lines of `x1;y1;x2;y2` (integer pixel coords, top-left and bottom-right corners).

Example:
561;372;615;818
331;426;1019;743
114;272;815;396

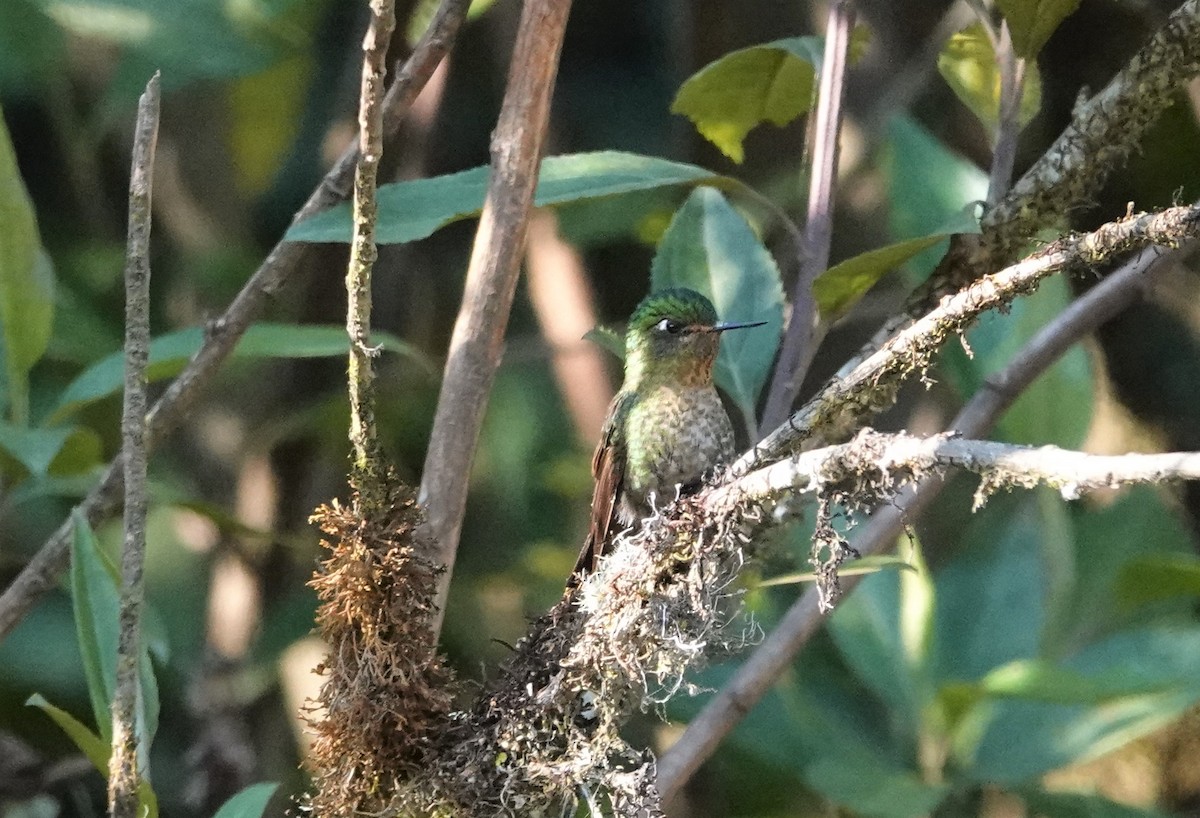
655;318;683;334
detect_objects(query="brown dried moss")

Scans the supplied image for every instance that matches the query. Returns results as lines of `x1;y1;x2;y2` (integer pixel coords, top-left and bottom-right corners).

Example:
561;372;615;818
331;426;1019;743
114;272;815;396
305;483;454;817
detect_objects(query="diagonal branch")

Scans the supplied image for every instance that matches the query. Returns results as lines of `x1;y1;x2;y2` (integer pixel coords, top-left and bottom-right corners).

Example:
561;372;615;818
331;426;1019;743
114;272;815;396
0;0;472;643
734;204;1200;478
420;0;574;636
655;244;1178;801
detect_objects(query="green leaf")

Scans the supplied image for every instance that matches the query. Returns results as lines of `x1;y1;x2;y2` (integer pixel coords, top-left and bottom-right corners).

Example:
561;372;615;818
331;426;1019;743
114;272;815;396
405;0;494;45
287;151;722;245
813;206;980;321
51;323;431;422
935;496;1049;683
69;514;159;749
937;22;1043;137
978;658;1175;704
26;693;159;818
26;693;108;769
1116;553;1200;608
1020;789;1173;818
670;32;869;164
757;554;916;586
805;755;948;818
0;107;54;424
582;325;624;360
212;782;280;818
945;275;1092;448
958;626;1200;782
649;188;784;425
995;0;1082;58
0;422;75;478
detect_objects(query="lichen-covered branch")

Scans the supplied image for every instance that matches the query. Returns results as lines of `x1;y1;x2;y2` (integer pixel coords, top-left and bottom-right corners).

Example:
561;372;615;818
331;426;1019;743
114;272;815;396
735;204;1200;477
346;0;394;510
107;72;158;818
654;245;1176;801
715;429;1200;512
979;0;1200;272
0;0;472;642
420;0;573;635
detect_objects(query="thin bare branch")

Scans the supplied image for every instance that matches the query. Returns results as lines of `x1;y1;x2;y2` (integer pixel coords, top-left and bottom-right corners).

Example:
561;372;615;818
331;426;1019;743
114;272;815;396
0;0;471;642
346;0;396;510
655;244;1176;801
420;0;573;636
760;0;856;435
107;72;158;818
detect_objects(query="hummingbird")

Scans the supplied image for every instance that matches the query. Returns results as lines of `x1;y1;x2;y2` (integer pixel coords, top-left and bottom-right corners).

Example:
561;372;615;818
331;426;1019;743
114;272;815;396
570;287;767;583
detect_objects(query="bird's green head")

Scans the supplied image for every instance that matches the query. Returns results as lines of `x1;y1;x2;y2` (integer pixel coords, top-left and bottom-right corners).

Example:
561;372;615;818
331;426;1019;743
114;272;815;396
624;287;764;387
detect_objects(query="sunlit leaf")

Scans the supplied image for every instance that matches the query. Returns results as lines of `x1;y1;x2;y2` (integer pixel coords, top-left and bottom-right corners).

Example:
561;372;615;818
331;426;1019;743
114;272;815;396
995;0;1082;58
26;694;159;818
50;323;432;422
0;107;54;424
405;0;495;45
212;782;279;818
287;152;723;245
937;22;1043;137
813;206;980;321
649;188;784;426
670;31;869;164
757;555;916;586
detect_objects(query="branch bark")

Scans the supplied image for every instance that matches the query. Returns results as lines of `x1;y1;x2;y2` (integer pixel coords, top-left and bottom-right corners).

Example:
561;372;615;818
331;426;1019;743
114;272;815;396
346;0;396;510
107;72;158;818
0;0;471;642
736;204;1200;478
655;244;1177;801
420;0;573;635
759;0;855;435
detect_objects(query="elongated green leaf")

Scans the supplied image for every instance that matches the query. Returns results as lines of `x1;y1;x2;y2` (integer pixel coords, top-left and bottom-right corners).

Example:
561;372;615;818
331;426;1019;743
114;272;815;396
27;694;159;818
996;0;1082;58
405;0;494;45
813;207;980;321
71;514;117;740
287;151;722;244
1116;553;1200;608
978;658;1175;704
69;514;159;748
649;188;784;426
671;32;869;164
0;422;74;477
958;626;1200;782
26;693;108;768
1020;789;1173;818
0;107;54;424
938;23;1042;137
213;782;280;818
757;555;916;586
51;323;431;422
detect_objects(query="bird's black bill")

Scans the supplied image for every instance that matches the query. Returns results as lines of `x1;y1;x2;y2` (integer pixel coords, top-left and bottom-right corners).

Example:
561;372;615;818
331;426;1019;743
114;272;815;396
711;320;768;333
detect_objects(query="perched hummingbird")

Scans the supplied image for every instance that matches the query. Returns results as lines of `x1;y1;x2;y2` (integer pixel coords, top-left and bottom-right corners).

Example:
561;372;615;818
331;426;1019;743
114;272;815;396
571;287;766;583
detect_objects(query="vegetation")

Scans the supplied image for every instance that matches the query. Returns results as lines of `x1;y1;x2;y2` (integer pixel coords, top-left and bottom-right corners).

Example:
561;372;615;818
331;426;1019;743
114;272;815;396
3;0;1200;816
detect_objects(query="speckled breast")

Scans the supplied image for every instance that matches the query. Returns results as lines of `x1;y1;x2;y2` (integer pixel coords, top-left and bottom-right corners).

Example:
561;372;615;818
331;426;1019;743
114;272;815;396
623;384;734;514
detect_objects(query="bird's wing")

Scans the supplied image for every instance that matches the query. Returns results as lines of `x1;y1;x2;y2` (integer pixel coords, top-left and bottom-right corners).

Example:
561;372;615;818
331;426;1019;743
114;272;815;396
569;391;634;585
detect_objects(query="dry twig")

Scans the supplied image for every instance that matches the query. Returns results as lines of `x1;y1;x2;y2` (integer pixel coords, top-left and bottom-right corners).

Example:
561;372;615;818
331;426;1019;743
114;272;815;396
107;72;159;818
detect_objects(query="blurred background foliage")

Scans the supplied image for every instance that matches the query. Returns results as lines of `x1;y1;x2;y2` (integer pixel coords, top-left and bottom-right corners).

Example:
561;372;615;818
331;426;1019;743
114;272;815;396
2;0;1200;816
